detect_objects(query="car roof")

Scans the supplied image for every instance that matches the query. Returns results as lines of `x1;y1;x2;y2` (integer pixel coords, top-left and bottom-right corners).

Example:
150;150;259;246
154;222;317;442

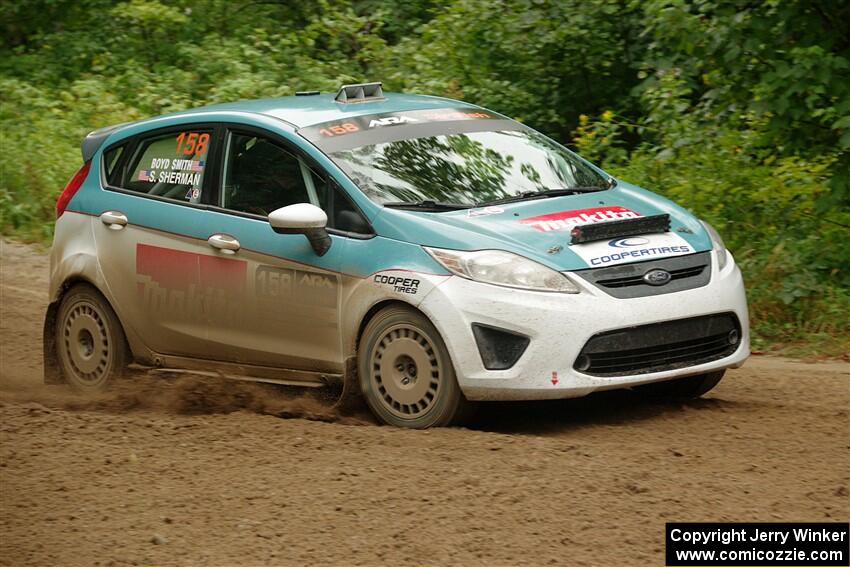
84;91;491;161
166;92;482;129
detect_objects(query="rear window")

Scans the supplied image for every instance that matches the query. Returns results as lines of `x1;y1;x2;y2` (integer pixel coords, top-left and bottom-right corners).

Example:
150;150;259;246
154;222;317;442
121;129;212;203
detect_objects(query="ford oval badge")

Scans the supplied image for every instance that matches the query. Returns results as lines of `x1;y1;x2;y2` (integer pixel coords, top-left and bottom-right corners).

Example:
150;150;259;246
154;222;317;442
643;269;672;286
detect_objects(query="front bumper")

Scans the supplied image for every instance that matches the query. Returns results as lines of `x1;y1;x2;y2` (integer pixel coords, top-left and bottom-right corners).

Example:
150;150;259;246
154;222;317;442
418;249;750;401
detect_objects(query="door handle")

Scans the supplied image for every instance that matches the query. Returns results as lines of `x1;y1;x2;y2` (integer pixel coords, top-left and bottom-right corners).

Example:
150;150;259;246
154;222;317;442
207;233;240;254
100;211;128;230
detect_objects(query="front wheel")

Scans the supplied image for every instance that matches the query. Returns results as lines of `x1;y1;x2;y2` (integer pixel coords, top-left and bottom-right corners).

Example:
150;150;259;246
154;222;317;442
637;370;725;400
358;305;469;428
55;283;129;391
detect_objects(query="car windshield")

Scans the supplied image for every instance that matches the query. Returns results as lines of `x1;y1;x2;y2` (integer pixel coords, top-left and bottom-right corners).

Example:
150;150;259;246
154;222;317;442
326;129;609;207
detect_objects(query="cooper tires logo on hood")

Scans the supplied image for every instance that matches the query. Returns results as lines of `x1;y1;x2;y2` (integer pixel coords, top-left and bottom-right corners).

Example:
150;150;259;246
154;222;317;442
608;237;650;248
570;233;695;267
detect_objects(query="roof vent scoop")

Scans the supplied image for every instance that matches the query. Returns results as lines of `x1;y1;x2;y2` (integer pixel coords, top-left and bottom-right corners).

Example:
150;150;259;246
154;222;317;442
334;82;385;104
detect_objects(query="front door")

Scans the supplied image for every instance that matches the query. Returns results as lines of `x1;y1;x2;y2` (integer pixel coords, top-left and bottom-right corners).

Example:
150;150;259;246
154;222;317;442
194;128;346;373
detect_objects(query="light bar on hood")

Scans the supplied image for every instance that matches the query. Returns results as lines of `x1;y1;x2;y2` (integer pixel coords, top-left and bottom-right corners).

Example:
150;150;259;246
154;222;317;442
570;214;671;245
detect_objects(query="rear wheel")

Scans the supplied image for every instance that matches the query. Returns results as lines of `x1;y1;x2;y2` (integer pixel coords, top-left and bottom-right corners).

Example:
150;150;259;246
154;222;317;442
638;370;725;399
56;283;129;391
358;305;468;428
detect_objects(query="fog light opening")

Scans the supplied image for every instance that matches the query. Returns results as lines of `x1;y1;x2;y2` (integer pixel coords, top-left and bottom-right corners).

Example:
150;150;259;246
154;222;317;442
728;329;740;346
575;354;591;372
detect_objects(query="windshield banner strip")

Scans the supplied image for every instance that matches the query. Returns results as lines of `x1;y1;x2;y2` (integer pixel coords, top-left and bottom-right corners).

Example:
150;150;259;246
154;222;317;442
299;108;516;151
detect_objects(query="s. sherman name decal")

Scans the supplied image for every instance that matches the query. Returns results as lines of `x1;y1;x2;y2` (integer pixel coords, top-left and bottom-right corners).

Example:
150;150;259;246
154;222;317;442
521;206;641;233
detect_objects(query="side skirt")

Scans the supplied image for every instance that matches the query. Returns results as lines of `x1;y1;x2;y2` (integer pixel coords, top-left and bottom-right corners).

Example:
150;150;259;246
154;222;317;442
135;354;344;388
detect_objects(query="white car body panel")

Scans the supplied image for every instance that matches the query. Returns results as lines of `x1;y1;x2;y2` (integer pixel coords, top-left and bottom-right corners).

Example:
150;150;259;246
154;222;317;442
418;249;749;400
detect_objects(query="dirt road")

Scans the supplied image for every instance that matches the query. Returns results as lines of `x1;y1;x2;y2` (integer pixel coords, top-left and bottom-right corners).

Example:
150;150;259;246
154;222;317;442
1;239;848;567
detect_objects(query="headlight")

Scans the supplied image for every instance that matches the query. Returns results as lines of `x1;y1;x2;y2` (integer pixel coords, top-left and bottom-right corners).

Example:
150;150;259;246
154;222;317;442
424;247;580;293
701;221;728;270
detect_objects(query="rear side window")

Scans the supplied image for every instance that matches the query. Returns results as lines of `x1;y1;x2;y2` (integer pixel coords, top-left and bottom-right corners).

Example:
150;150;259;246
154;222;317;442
122;129;212;203
102;144;125;185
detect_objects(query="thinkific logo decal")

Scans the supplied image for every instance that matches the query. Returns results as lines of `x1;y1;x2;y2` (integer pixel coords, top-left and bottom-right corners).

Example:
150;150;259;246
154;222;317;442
520;206;641;232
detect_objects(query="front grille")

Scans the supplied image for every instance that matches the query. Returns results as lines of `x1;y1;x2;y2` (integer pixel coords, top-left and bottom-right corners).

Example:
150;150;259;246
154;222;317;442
574;313;740;376
597;264;706;288
574;252;711;298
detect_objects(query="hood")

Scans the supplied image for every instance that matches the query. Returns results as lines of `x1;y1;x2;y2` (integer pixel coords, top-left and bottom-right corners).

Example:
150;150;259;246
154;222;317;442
371;181;712;271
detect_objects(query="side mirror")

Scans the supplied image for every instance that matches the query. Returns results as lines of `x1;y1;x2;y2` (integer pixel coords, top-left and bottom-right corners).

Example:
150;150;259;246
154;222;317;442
268;203;332;256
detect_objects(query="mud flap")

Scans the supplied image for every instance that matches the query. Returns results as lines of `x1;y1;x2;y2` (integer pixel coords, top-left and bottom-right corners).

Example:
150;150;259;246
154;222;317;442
332;356;360;413
42;302;64;384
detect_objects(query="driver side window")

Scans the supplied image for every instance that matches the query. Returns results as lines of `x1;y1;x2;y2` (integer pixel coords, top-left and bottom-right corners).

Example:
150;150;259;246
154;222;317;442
222;132;318;216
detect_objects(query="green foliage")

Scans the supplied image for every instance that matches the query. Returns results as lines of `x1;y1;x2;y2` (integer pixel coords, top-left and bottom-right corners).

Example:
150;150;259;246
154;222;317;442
0;0;847;352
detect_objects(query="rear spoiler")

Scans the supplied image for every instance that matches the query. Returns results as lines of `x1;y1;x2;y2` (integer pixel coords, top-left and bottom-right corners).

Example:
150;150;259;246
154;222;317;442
81;122;131;162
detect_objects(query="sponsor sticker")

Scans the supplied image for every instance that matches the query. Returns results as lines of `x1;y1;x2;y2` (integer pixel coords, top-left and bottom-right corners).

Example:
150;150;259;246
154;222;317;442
374;273;421;295
368;115;418;128
467;206;505;218
135;243;246;325
300;107;501;141
570;233;694;267
521;206;641;232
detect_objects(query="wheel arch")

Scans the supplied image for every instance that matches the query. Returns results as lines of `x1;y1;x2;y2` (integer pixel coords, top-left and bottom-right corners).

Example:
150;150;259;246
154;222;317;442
43;276;135;384
354;299;424;354
44;276;100;384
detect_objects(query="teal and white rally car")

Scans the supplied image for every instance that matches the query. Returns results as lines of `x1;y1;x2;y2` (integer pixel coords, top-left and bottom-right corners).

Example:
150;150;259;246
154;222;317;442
45;82;749;428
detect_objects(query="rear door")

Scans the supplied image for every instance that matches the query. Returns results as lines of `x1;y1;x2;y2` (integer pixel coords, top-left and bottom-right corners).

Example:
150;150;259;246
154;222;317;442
92;125;237;358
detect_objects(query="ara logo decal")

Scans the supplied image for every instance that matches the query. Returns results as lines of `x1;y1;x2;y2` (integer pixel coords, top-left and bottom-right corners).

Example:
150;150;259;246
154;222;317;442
368;116;418;128
608;237;650;248
520;206;641;232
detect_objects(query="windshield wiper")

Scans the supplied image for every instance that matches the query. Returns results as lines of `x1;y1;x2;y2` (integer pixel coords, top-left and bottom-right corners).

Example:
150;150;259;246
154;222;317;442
475;186;606;207
383;200;472;211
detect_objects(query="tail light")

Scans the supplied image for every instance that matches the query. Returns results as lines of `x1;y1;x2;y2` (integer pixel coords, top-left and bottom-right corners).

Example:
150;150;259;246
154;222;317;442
56;160;91;219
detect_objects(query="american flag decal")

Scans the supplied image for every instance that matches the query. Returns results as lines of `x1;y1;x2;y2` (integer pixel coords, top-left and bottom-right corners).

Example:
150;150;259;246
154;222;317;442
137;169;154;182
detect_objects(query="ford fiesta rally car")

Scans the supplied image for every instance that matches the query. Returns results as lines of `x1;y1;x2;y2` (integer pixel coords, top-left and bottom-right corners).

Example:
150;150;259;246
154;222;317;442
44;82;749;428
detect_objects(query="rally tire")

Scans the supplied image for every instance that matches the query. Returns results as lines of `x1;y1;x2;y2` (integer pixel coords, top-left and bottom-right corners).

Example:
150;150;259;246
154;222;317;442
638;370;725;400
55;283;129;391
358;305;468;428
